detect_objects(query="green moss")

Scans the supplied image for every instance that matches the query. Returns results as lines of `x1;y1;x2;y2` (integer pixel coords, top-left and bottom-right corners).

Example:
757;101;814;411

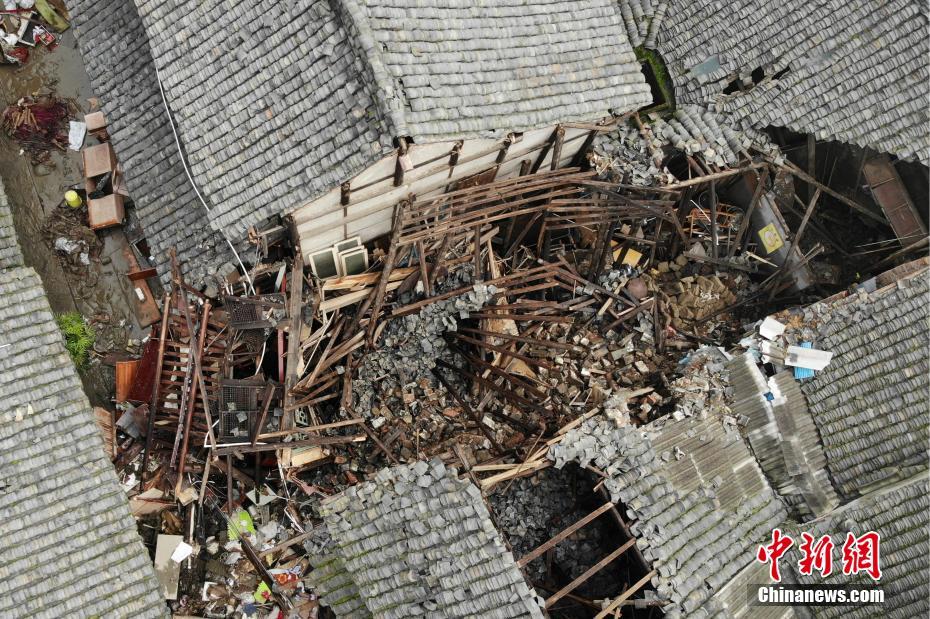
635;46;676;111
56;311;95;368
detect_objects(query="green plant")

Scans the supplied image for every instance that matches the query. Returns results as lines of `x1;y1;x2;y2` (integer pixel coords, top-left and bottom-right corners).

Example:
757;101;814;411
57;311;95;368
635;46;676;111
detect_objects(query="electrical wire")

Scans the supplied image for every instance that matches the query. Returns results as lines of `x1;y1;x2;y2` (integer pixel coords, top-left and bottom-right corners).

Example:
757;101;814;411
153;65;256;294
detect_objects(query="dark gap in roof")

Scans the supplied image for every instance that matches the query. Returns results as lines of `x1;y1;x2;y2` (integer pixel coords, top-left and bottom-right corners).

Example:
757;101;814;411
772;66;791;80
722;76;742;95
639;61;667;108
751;66;766;84
488;464;660;618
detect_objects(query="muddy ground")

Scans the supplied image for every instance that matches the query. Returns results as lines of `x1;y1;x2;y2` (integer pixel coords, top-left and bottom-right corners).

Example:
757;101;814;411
0;32;150;405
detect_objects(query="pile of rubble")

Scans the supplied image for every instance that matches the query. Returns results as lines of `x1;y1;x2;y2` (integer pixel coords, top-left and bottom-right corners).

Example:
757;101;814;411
94;134;881;616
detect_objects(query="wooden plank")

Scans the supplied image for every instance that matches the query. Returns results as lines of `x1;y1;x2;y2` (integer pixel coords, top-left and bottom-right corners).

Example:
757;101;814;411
282;251;304;435
593;569;658;619
518;502;613;567
140;291;172;487
778;159;888;225
545;539;636;608
115;360;140;403
793;187;822;249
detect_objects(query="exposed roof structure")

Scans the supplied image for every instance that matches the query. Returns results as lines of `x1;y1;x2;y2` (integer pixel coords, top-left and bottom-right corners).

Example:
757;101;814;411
68;0;650;281
728;358;839;520
549;415;787;617
66;0;238;288
311;459;542;618
784;269;928;499
0;182;166;617
790;474;929;618
650;0;930;163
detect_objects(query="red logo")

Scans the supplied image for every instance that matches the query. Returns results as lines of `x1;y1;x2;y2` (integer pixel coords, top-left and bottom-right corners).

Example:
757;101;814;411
798;533;834;577
757;528;794;582
756;530;882;582
841;531;882;580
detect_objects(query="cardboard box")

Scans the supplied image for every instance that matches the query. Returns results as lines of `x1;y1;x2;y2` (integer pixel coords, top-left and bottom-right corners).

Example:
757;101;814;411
84;111;107;132
82;142;117;178
88;193;125;229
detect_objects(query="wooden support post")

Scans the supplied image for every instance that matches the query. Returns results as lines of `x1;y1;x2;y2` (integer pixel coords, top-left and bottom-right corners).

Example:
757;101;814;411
282;251;304;434
709;180;719;259
793;187;822;250
472;225;482;281
251;383;275;447
663;161;768;189
447;140;463;177
177;286;218;450
176;301;212;487
340;182;351;206
729;168;769;257
140;290;172;488
427;233;451;292
393;138;408;187
531;126;561;174
807;133;817;201
226;455;235;513
519;159;532;176
549;125;565;171
416;240;431;296
366;202;406;347
496;133;514;164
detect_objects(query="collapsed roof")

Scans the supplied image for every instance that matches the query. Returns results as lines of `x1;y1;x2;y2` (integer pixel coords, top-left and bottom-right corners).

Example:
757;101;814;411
0;182;166;617
550;414;787;617
309;459;542;618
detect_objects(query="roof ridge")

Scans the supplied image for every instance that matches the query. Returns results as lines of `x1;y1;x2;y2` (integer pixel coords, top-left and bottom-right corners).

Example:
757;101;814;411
336;0;408;139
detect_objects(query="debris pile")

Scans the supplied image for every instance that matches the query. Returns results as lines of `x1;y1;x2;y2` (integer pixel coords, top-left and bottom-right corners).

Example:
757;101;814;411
0;1;69;66
89;107;923;616
2;94;76;163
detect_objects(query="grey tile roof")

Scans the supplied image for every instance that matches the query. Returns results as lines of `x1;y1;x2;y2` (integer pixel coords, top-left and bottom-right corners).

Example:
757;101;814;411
647;105;780;167
784;271;929;499
702;559;801;619
131;0;395;240
0;266;166;617
74;0;650;247
315;459;542;618
650;0;930;163
0;180;24;270
65;0;237;287
728;356;838;521
790;474;929;618
357;0;652;142
549;414;787;618
305;537;370;618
